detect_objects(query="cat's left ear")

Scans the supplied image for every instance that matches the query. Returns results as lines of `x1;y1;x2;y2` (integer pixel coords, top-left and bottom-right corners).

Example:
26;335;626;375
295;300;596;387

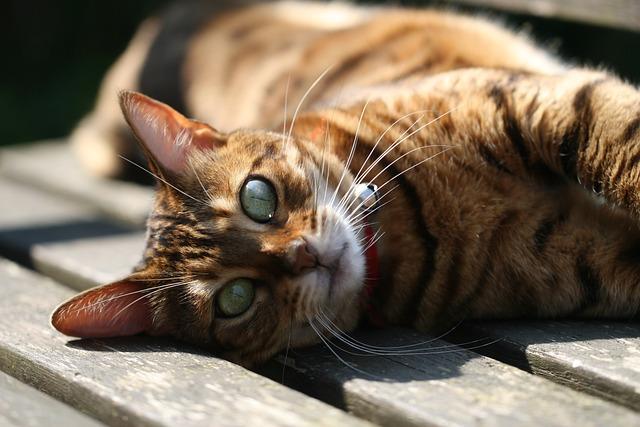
50;278;156;339
119;91;225;176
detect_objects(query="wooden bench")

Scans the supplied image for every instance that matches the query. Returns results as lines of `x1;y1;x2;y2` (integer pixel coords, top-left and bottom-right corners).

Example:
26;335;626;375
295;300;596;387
441;0;640;32
3;138;640;426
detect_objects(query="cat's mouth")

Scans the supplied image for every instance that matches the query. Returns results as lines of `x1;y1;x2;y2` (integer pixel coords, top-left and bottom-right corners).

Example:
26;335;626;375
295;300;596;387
317;242;349;299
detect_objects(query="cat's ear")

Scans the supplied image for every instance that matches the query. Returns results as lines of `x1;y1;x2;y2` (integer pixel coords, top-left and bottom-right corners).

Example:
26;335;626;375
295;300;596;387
51;279;153;338
118;91;225;175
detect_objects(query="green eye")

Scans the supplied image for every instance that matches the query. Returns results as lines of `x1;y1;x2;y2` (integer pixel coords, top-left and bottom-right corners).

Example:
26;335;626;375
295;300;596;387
216;278;255;317
240;178;277;223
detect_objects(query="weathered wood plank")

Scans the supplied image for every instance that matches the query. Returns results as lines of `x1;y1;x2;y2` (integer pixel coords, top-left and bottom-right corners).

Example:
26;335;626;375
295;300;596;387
458;321;640;410
442;0;640;32
13;227;640;427
0;141;152;227
0;179;144;290
0;370;103;427
0;259;371;427
273;329;640;427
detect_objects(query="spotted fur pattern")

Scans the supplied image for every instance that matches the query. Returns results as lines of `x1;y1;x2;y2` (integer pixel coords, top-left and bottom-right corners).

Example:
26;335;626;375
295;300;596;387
58;1;640;366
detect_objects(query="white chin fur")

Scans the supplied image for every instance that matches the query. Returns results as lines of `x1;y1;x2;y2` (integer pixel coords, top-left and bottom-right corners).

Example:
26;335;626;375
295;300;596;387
297;204;365;324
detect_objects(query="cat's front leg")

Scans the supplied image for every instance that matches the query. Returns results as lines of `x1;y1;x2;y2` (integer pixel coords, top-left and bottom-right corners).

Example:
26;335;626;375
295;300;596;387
481;69;640;216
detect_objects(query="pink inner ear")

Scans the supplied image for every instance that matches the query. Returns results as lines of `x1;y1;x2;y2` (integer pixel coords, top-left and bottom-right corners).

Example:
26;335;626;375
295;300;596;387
51;281;152;339
119;91;222;174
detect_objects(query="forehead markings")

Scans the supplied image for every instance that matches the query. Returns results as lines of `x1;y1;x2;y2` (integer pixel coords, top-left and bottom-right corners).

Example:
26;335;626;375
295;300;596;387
210;197;236;217
188;280;217;300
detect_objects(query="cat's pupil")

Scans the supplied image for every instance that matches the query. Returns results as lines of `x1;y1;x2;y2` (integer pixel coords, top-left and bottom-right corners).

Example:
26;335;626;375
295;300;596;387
240;178;277;223
216;278;255;317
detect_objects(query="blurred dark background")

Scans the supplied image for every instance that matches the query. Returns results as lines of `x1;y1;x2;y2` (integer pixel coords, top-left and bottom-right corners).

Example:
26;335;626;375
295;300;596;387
2;0;639;146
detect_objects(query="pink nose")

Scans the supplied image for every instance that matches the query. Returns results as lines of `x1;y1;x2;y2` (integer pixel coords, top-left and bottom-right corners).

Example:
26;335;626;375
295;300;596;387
290;240;318;274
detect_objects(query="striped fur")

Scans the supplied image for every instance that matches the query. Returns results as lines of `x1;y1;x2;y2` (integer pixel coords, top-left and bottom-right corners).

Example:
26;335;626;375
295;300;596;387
60;1;640;366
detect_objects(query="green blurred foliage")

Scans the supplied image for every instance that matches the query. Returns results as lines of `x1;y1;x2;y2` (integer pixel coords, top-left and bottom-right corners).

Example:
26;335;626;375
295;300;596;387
2;0;638;146
1;1;170;145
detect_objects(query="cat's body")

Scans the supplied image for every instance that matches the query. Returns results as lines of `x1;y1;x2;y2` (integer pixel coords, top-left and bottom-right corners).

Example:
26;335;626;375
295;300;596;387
54;1;640;366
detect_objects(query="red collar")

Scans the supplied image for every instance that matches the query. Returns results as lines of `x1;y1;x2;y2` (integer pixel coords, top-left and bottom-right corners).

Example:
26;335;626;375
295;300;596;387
360;223;385;327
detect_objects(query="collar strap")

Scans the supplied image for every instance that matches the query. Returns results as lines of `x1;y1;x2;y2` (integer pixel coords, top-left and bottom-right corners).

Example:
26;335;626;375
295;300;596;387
360;222;385;327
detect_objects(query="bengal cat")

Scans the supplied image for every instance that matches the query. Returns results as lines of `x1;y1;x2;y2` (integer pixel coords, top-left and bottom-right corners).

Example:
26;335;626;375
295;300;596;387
52;1;640;366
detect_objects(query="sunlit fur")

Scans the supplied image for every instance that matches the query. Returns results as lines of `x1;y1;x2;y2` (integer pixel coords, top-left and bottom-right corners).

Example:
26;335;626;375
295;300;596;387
65;1;640;366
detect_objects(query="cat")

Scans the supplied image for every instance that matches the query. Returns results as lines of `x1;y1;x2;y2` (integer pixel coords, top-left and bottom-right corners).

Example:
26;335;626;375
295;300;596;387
52;0;640;367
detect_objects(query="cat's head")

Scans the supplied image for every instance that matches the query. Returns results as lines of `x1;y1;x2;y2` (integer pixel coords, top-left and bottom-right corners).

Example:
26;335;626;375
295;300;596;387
52;92;375;366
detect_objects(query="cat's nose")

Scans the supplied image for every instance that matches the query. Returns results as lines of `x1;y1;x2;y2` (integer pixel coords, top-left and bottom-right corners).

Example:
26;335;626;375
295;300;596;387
289;239;318;274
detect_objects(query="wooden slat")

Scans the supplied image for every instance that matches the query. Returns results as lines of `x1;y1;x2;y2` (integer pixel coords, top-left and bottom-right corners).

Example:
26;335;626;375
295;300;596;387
0;141;152;227
0;179;143;290
442;0;640;32
4;204;637;426
0;370;103;427
275;329;640;427
0;259;371;427
457;321;640;410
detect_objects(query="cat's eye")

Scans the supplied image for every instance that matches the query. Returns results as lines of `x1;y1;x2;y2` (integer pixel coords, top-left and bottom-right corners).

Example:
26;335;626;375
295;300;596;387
240;177;277;223
216;278;255;317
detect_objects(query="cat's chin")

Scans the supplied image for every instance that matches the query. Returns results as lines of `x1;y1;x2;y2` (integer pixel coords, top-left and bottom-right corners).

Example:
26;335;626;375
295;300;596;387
326;241;365;301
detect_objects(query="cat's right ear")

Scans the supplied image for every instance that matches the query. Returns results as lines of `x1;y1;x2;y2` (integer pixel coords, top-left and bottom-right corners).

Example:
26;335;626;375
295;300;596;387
118;91;225;177
50;279;154;339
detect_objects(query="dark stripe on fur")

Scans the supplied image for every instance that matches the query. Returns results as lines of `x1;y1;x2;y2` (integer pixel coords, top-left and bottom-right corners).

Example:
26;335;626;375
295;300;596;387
614;150;640;193
431;247;464;327
503;107;529;166
559;81;599;179
529;162;566;187
488;84;530;167
450;209;519;321
317;27;418;92
609;114;640;191
618;240;640;266
479;144;512;174
533;212;566;253
571;252;601;314
622;115;640;144
488;85;506;109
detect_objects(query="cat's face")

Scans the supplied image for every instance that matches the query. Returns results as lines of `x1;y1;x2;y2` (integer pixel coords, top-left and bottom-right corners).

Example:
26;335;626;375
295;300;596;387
52;92;370;366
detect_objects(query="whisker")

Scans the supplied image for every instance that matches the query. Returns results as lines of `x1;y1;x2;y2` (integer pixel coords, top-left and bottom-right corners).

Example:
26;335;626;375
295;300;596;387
331;98;372;210
110;280;199;322
67;279;197;315
308;316;380;379
360;230;385;255
129;274;198;282
345;145;456;224
190;162;213;204
339;112;425;212
281;312;293;384
351;110;429;188
286;66;334;146
349;196;397;228
338;107;457;217
348;107;458;198
315;311;496;355
371;147;456;198
119;156;209;207
345;184;399;224
317;308;462;350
